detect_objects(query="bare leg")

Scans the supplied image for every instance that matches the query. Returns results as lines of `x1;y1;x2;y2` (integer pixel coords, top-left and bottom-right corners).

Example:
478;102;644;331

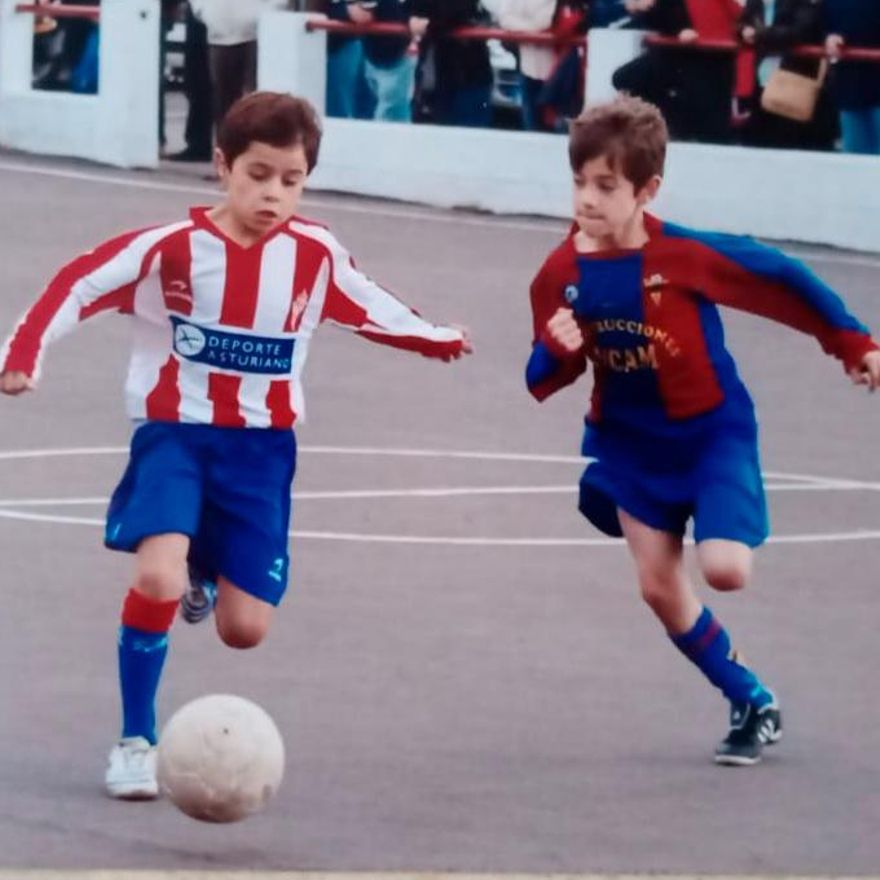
133;533;190;601
697;539;752;592
214;576;274;649
618;508;702;635
113;534;188;759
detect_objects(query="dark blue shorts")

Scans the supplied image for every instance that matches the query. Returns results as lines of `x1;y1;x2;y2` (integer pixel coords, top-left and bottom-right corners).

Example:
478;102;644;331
105;421;296;605
578;421;768;548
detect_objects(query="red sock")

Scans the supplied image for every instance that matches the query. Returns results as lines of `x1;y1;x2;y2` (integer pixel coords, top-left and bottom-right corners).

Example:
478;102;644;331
121;589;179;634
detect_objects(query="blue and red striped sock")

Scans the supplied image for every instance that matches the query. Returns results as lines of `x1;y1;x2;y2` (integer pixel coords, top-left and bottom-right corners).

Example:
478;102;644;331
671;606;773;708
117;589;179;745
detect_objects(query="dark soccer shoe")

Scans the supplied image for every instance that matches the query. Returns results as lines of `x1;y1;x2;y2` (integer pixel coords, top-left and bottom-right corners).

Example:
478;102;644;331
180;563;217;624
715;700;783;766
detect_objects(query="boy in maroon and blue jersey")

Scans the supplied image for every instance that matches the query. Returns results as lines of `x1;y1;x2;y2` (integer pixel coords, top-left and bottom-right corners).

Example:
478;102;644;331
526;95;880;766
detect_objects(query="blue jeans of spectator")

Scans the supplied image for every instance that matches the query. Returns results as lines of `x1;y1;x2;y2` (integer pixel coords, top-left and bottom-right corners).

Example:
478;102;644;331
364;56;416;122
327;38;366;119
432;84;492;128
520;74;550;132
839;107;880;155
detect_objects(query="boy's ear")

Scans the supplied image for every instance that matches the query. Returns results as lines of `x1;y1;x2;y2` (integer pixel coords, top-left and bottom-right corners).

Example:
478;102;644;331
637;174;663;206
213;147;231;183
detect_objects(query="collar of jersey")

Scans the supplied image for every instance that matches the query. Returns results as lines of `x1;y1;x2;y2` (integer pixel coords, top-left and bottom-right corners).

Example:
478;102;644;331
189;206;291;251
568;212;663;260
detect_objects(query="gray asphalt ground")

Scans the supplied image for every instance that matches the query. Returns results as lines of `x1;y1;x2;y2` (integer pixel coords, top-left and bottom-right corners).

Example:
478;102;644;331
0;145;878;874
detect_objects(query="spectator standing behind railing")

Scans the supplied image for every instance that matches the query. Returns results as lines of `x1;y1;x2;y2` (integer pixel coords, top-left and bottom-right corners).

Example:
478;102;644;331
537;1;589;130
325;0;375;118
612;0;739;144
409;0;493;127
362;0;416;122
32;0;100;92
190;0;289;131
822;0;880;155
484;0;557;131
589;0;631;27
738;0;837;150
166;1;214;162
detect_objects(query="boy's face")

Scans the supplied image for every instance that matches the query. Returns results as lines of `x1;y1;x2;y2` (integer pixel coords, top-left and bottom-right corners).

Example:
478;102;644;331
572;154;660;241
215;140;310;237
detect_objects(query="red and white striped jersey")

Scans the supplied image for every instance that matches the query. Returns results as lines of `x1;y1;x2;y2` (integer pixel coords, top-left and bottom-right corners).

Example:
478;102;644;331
0;207;464;428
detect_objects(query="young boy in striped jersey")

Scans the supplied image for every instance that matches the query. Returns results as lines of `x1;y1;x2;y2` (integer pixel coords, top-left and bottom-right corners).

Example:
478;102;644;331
0;92;472;799
526;95;880;765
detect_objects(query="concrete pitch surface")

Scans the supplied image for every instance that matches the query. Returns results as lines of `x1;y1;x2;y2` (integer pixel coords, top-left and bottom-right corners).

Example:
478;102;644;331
0;154;878;872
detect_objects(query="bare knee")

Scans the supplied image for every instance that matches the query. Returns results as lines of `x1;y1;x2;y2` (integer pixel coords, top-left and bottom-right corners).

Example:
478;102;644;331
703;562;749;592
133;564;186;601
214;577;274;649
134;535;189;600
699;541;752;592
216;618;269;650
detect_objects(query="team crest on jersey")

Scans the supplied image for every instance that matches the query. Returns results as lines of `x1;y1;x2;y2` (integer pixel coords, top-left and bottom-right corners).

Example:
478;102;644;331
644;273;668;305
288;291;310;328
563;284;579;305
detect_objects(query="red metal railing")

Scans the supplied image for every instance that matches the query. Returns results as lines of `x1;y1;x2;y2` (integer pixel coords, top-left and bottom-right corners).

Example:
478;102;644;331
15;4;100;21
644;33;880;63
15;9;880;64
307;20;880;63
306;18;586;49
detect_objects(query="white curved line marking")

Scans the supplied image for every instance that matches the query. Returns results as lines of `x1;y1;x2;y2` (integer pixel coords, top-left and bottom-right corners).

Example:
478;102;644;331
0;507;878;548
0;446;878;545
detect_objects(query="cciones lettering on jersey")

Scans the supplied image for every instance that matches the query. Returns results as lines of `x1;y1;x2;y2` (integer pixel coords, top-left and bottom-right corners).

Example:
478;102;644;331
588;318;682;373
170;317;294;375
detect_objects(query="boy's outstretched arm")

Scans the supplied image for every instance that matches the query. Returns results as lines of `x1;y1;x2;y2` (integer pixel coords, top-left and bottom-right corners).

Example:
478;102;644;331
850;350;880;391
0;224;174;392
0;371;35;395
684;230;880;386
315;230;470;362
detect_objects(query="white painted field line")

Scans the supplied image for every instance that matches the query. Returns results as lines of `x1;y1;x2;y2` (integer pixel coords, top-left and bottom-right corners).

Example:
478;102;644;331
289;529;880;547
0;479;875;510
0;159;561;235
0;445;584;465
0;445;877;544
0;872;875;880
1;157;879;268
0;486;576;506
0;446;128;460
0;506;878;547
2;446;880;488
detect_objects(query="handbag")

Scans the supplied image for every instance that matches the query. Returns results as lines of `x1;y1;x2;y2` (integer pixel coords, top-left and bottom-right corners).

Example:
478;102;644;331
760;60;829;123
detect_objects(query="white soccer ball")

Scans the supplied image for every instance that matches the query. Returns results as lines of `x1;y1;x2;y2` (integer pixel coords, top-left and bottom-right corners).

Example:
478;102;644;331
157;694;285;823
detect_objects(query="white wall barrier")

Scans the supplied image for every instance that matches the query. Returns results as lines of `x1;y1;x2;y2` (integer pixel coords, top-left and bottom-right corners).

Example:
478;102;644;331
259;12;880;253
0;0;159;168
584;26;646;105
0;8;876;251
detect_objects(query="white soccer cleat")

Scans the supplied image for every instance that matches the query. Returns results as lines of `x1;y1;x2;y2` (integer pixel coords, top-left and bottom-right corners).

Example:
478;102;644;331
105;736;159;800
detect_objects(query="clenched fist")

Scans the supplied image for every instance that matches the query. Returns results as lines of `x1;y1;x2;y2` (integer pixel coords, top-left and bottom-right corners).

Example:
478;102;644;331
0;371;35;396
546;308;585;354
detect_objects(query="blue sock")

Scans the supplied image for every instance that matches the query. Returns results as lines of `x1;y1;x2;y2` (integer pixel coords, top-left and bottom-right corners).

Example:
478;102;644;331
117;625;169;745
671;606;773;708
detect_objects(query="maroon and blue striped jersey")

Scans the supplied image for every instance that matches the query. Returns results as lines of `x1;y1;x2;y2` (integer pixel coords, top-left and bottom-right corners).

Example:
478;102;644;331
526;215;878;434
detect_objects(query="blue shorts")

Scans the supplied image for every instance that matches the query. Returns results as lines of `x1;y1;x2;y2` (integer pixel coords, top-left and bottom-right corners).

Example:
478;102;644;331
105;421;296;605
578;420;768;548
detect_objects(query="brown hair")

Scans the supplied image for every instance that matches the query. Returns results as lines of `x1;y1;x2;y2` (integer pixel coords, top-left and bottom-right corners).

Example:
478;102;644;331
217;91;323;172
568;96;667;190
